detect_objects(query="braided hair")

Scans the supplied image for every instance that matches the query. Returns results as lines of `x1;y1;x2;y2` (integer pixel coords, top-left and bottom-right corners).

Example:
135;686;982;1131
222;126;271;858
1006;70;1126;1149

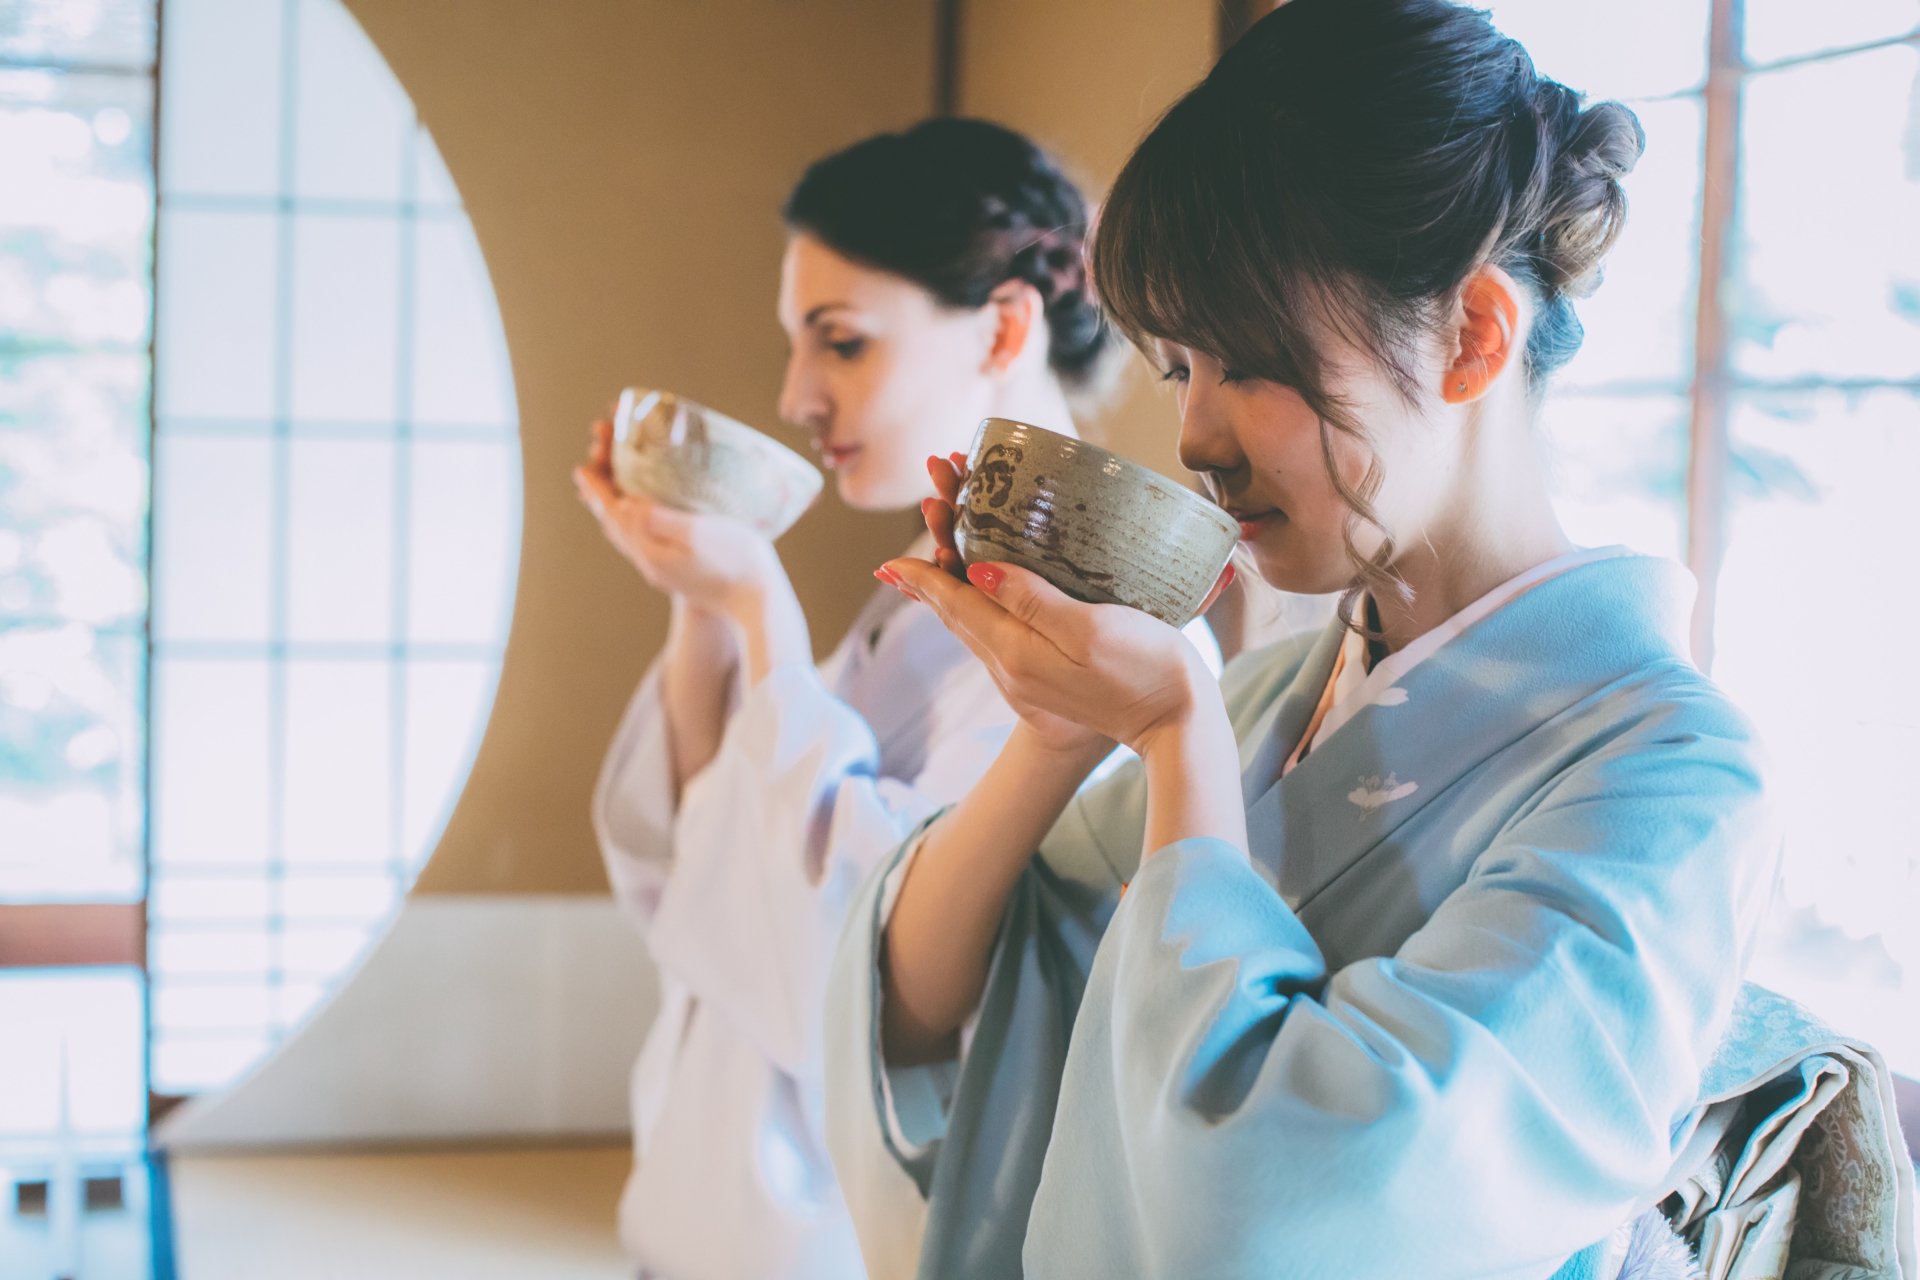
782;118;1113;389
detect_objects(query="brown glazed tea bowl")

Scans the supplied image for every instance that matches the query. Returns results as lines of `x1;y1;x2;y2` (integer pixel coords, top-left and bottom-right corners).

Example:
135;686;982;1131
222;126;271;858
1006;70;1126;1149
953;418;1239;627
612;387;822;538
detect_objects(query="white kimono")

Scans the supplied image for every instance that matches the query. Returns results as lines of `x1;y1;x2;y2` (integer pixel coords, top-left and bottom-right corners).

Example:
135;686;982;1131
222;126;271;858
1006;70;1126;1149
593;566;1017;1280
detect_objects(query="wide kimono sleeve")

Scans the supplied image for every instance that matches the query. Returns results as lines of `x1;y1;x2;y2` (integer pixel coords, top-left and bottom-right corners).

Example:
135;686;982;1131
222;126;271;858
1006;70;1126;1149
606;644;1011;1084
823;642;1304;1280
1023;695;1777;1280
591;662;689;928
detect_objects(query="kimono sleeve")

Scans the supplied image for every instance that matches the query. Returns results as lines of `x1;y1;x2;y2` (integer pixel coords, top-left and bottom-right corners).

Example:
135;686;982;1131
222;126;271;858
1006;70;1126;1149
824;763;1144;1280
1024;707;1776;1280
645;660;880;1076
651;655;1015;1082
590;662;682;929
823;637;1304;1280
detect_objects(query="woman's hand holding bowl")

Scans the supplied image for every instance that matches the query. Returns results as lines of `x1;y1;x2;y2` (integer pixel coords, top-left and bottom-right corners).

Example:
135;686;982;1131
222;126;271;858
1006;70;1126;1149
575;418;810;684
883;453;1236;764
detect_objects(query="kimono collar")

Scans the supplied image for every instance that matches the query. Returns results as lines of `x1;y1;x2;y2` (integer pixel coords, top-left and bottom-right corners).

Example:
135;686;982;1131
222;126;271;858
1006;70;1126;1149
1288;545;1636;774
1239;552;1698;912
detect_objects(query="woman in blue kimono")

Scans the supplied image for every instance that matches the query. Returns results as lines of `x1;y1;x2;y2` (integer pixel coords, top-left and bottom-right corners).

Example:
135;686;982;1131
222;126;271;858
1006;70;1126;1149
825;3;1787;1277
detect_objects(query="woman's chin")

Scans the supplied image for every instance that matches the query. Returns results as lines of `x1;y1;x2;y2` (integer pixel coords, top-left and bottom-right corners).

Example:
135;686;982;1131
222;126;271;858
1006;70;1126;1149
1246;541;1351;598
833;469;914;515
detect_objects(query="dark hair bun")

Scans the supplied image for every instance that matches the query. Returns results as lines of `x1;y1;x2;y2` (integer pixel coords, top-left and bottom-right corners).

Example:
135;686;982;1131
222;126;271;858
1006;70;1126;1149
1530;90;1645;298
1096;0;1647;394
783;118;1112;389
1510;72;1646;375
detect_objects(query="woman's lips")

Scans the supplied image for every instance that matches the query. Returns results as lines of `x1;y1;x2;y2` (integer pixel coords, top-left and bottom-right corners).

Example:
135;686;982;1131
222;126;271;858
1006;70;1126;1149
1227;508;1283;541
817;443;861;469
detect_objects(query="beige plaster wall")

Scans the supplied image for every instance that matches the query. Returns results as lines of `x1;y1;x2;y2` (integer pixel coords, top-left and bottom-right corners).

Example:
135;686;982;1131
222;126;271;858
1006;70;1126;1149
955;0;1217;479
348;0;1222;896
340;0;935;894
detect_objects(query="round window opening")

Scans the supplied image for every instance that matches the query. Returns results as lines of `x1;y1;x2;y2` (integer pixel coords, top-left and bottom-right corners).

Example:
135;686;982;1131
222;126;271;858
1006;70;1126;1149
148;0;521;1094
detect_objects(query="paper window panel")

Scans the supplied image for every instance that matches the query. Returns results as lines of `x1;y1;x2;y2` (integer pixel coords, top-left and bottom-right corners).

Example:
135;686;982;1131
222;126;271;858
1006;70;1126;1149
1480;0;1711;100
1744;0;1920;66
291;0;410;203
1735;46;1920;382
287;214;402;424
151;433;273;643
279;658;392;866
156;0;282;199
149;657;273;869
284;436;397;642
410;216;516;427
153;208;278;420
407;439;517;645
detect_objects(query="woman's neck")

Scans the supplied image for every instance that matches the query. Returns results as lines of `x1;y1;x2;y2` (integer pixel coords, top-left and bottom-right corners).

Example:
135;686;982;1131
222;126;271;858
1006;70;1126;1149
1372;385;1572;655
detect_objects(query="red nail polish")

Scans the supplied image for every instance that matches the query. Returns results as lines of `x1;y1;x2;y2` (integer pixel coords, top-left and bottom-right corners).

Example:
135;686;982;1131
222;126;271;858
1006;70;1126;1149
875;565;899;587
967;563;1005;593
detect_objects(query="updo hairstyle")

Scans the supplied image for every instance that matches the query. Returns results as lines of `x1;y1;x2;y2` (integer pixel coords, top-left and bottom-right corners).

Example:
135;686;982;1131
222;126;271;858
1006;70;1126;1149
782;118;1113;392
1092;0;1645;603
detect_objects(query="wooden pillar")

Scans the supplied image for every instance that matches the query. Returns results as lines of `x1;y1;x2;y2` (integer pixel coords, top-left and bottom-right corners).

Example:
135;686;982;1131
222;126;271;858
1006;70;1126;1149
1685;0;1745;671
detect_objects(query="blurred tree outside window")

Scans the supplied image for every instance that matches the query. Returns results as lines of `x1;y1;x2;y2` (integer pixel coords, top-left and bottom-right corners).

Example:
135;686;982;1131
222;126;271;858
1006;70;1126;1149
1;1;158;1272
1;0;153;902
3;0;523;1152
1487;0;1920;1077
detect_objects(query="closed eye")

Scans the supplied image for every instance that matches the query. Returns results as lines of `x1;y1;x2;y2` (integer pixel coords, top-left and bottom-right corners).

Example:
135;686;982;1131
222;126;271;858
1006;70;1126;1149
1159;364;1190;385
828;337;866;360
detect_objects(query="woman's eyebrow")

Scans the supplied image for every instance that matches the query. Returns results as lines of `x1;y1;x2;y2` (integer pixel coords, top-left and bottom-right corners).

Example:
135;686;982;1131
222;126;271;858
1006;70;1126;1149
804;302;854;326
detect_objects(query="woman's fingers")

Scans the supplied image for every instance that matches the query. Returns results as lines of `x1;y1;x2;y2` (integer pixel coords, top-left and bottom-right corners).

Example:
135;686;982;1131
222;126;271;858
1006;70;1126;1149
926;453;964;506
920;495;949;542
961;562;1093;658
920;497;967;577
880;556;1036;664
638;496;698;544
588;419;615;473
574;461;620;518
886;557;1091;675
923;453;973;573
880;556;957;610
574;471;678;561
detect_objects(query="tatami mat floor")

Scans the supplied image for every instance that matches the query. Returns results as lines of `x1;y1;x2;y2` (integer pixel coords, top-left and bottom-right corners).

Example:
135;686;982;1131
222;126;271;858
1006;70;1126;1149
168;1143;632;1280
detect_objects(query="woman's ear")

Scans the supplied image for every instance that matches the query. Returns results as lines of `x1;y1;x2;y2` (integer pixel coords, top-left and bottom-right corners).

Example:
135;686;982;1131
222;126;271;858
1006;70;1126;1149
1442;265;1523;403
983;278;1045;375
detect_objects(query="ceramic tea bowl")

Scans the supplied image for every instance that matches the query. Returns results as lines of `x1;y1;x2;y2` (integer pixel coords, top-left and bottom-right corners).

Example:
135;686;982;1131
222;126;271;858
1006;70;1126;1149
953;418;1239;627
612;387;822;538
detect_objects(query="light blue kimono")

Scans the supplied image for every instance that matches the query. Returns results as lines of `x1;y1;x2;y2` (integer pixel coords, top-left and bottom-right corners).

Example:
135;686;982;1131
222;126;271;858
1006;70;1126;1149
823;553;1783;1280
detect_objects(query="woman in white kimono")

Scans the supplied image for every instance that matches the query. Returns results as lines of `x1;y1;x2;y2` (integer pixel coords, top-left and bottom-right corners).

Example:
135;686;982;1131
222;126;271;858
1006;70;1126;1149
827;4;1799;1278
573;120;1120;1280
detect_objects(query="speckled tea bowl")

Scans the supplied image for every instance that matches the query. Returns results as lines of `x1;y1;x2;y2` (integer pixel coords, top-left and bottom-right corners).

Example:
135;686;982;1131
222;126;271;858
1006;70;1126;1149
954;418;1239;627
612;387;822;538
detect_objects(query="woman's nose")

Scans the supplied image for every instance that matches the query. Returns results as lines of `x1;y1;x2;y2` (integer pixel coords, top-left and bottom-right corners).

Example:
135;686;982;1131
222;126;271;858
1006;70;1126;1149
778;350;828;431
1175;381;1242;478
